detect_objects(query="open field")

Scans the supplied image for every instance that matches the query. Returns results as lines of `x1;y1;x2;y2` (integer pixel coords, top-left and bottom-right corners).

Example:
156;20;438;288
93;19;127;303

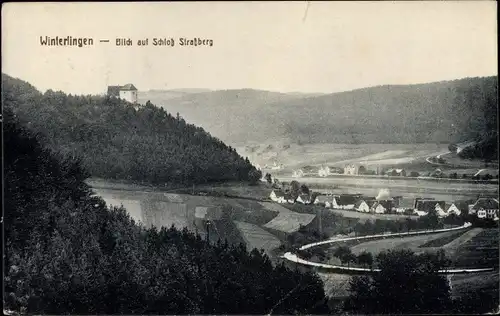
277;175;498;202
235;221;282;256
348;227;499;269
348;231;461;256
264;212;316;233
329;209;418;222
239;143;449;172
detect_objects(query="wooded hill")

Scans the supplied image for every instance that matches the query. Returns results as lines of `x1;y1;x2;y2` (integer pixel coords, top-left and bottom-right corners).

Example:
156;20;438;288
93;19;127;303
141;77;498;150
2;74;261;185
3;109;330;314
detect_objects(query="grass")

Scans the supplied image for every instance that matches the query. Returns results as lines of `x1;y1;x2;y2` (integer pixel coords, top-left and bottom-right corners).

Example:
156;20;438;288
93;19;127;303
234;220;282;257
418;230;468;248
329;209;418;222
264;212;316;233
452;228;499;268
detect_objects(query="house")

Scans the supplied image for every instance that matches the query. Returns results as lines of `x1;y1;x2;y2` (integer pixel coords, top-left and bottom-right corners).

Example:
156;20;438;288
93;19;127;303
318;166;331;177
285;193;296;204
371;200;395;214
292;169;304;178
445;203;462;216
469;198;499;219
314;195;333;208
332;194;362;209
271;162;283;170
296;194;312;204
270;190;286;203
329;166;344;174
431;168;444;177
107;84;138;104
354;199;377;213
385;169;407;177
392;196;403;208
395;199;415;214
344;164;358;175
414;199;446;216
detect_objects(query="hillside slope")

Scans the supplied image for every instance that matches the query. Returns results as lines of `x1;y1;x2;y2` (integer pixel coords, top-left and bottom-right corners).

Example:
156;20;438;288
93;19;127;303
3;108;330;314
2;74;261;185
140;77;497;147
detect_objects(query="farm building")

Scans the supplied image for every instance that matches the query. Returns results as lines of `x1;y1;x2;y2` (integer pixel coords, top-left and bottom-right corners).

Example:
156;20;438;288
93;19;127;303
469;198;499;219
332;194;362;209
344;164;358;175
269;190;286;203
354;199;377;213
107;83;138;104
297;194;312;204
314;195;333;208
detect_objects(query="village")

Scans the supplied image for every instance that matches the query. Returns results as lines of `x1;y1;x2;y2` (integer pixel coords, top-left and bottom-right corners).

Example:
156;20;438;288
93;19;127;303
269;186;500;221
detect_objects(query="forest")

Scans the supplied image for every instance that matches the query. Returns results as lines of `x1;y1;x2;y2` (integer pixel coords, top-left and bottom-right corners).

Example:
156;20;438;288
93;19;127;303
3;108;329;314
2;74;261;186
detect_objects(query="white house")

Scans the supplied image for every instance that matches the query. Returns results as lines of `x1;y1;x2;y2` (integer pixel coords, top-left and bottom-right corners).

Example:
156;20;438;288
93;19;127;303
445;203;462;216
318;166;331;177
332;194;361;210
270;190;286;203
314;195;333;208
344;164;358;175
395;199;414;214
296;194;312;204
354;200;376;213
414;199;446;216
292;169;304;178
371;200;394;214
271;162;283;170
469;198;499;219
107;84;138;104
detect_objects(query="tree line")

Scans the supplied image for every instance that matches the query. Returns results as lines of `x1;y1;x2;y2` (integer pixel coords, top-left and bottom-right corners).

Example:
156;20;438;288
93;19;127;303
2;74;261;186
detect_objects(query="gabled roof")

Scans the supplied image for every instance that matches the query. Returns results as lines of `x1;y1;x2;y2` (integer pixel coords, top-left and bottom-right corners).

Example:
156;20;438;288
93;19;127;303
373;200;394;210
397;199;414;209
471;198;499;210
334;195;359;206
453;200;472;211
107;85;121;97
298;194;311;201
315;195;331;203
121;83;138;91
415;200;445;212
354;200;365;208
272;190;285;197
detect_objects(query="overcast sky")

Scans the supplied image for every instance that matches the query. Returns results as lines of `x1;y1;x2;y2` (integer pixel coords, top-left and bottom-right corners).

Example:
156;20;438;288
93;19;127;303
2;1;497;94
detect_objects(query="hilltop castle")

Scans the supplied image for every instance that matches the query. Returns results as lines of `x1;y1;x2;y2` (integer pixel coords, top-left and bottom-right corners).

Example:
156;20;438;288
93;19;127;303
107;84;138;104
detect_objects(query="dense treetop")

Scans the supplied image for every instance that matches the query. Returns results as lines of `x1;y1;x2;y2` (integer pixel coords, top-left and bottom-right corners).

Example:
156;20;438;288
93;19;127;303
2;74;260;185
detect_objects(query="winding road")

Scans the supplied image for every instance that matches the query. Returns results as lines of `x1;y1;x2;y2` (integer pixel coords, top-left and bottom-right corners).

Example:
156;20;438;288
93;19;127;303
282;222;496;274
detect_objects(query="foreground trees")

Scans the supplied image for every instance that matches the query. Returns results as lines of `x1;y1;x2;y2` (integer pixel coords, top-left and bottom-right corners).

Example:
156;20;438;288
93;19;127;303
4;110;329;314
344;249;452;314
